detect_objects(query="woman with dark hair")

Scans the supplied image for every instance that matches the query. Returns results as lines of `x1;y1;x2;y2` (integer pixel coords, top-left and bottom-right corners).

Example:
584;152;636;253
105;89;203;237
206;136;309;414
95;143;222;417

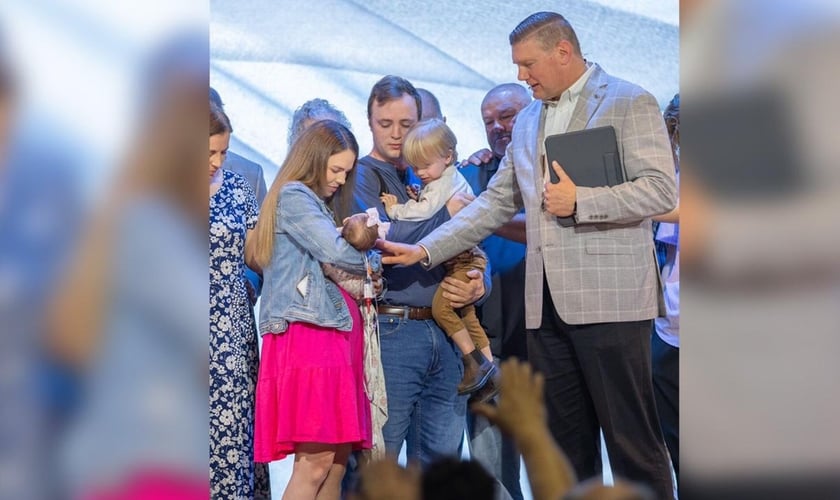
209;102;270;498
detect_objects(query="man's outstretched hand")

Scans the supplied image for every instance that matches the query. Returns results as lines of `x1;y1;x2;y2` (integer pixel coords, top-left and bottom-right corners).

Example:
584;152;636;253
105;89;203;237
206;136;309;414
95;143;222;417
375;239;427;266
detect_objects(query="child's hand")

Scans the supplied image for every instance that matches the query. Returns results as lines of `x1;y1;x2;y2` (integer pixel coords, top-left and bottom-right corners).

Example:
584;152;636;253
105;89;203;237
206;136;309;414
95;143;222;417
405;184;420;201
380;193;398;209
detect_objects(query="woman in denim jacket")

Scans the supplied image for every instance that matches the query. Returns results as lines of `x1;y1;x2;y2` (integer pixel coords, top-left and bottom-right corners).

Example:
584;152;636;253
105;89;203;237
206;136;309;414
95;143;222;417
248;120;380;500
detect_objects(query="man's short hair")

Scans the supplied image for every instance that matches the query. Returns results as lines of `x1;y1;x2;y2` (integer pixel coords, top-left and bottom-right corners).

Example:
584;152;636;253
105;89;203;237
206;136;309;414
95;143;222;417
509;11;581;56
481;83;532;110
367;75;421;121
416;88;443;120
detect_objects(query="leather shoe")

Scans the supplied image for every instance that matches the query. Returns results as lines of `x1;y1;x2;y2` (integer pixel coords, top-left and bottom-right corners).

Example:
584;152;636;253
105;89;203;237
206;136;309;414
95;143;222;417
458;350;497;395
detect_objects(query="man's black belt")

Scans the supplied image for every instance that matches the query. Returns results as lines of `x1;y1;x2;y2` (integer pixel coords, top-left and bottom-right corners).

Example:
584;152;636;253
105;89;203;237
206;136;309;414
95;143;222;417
376;304;434;320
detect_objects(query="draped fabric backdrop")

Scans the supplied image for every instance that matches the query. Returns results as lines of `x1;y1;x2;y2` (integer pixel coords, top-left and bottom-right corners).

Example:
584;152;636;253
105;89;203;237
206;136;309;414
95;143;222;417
211;0;678;180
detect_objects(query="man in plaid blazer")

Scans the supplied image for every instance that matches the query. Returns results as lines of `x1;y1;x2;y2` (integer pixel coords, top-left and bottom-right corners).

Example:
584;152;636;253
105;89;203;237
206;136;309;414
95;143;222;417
379;11;677;499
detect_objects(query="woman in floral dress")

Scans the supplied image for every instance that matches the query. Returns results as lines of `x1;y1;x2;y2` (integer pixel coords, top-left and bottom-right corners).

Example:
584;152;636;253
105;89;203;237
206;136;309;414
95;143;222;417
209;102;270;499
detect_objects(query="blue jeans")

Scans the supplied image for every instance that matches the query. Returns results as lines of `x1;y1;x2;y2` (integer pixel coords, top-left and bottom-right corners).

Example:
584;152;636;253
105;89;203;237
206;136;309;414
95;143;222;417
378;316;466;466
468;402;523;500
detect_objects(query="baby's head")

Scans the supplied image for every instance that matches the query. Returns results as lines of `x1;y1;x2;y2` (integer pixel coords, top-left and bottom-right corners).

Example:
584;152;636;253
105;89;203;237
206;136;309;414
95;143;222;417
341;208;390;251
342;213;378;251
402;118;458;185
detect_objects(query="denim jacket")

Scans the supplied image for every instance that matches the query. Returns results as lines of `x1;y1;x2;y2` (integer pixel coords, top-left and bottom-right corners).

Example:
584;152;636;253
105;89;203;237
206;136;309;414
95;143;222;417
259;181;381;335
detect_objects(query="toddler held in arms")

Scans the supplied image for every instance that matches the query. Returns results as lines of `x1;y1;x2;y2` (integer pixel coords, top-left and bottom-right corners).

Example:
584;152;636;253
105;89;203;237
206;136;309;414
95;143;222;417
379;119;496;400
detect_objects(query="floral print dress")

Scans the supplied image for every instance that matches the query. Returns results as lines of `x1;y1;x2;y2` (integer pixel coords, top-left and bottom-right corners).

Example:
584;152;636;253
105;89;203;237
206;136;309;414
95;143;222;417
209;170;270;499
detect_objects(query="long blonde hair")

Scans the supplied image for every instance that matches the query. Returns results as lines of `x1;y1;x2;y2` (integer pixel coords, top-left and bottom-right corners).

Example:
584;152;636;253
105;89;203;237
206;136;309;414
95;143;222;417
247;120;358;269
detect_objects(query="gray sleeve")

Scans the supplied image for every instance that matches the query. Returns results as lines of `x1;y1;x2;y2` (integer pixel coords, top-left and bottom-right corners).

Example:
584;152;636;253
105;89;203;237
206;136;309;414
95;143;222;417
420;147;523;267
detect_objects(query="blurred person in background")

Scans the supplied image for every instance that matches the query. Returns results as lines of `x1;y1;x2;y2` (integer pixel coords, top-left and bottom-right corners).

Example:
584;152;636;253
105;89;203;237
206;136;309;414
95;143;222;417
209;102;271;499
0;31;82;499
46;32;209;499
680;0;840;496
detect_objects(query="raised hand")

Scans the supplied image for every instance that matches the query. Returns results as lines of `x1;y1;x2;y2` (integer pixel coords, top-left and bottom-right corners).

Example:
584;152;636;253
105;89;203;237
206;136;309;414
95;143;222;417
471;358;546;438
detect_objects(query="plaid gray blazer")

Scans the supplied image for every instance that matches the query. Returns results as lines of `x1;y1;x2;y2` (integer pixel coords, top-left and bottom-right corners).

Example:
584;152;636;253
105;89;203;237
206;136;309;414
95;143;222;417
420;64;677;327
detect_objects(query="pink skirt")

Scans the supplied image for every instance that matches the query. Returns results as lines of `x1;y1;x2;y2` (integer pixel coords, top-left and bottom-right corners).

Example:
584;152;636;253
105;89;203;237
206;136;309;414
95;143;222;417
254;288;372;462
83;470;207;500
